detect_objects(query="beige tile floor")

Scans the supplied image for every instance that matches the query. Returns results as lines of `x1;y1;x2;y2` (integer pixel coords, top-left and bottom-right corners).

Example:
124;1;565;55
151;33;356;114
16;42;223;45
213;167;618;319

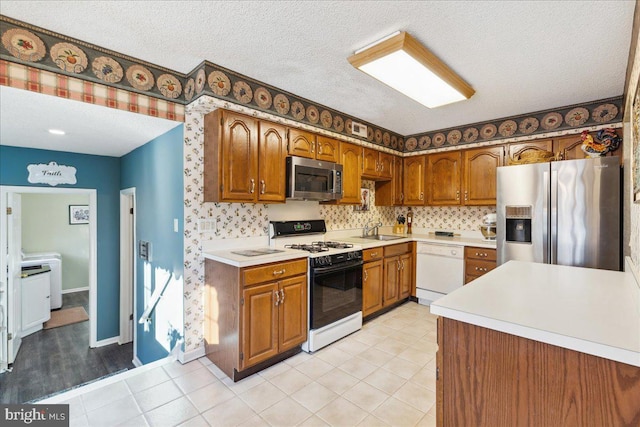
50;302;438;427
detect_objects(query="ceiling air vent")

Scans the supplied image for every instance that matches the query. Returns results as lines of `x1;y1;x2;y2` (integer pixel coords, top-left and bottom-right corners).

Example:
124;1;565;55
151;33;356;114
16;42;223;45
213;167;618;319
351;121;367;138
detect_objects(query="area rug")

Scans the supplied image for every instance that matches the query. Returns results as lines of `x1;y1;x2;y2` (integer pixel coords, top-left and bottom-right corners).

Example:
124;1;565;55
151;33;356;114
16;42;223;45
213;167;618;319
43;306;89;329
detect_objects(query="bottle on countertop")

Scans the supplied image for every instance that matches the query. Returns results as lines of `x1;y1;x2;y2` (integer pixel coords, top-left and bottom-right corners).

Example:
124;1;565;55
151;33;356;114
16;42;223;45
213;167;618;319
407;207;413;234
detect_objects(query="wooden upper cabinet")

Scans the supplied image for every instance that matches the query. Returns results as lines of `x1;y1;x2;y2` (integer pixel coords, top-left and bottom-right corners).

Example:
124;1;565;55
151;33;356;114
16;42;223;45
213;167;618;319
288;128;317;159
316;135;339;163
375;155;403;206
555;130;623;162
463;146;504;205
392;156;404;205
427;151;462;206
258;121;287;202
204;110;259;202
507;139;552;164
338;142;362;204
362;148;394;180
403;155;426;205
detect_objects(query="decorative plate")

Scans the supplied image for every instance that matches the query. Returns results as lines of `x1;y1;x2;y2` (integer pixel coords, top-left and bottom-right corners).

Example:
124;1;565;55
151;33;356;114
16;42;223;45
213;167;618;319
519;117;539;134
254;87;272;109
208;70;231;96
541;112;563;130
2;28;46;62
391;135;398;148
367;127;374;141
184;78;195;101
463;127;479;143
447;130;462;145
195;69;206;94
306;105;319;123
403;136;415;151
418;135;431;149
433;133;446;147
91;56;123;83
383;132;391;146
374;129;383;143
565;107;589;127
333;115;344;132
50;42;88;73
592;103;618;123
345;118;353;134
291;101;305;120
232;81;252;103
320;110;332;128
498;120;517;137
126;64;155;91
391;137;398;149
274;94;290;115
397;138;404;150
157;73;182;99
480;124;497;139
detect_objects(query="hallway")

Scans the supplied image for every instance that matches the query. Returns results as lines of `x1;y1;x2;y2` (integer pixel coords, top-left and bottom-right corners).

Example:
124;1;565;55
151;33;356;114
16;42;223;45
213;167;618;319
0;291;135;403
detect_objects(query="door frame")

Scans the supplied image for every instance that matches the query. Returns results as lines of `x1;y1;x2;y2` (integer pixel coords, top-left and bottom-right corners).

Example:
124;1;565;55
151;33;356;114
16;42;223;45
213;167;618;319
0;185;98;365
119;188;136;358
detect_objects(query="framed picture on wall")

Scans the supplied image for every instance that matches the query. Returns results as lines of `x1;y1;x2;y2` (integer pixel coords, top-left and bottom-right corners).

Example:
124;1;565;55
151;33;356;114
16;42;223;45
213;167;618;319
634;79;640;203
69;205;89;224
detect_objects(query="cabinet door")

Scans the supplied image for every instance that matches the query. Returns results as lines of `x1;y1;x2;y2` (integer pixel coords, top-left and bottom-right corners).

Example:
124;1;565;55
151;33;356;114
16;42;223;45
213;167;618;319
222;112;259;201
288;128;316;159
339;143;362;204
241;283;278;370
316;136;339;163
428;151;462;205
463;146;504;205
278;276;308;352
383;256;400;307
378;152;394;180
363;260;384;317
555;135;585;161
507;139;552;164
362;147;379;178
403;156;426;205
393;156;404;205
398;252;413;299
258;121;287;202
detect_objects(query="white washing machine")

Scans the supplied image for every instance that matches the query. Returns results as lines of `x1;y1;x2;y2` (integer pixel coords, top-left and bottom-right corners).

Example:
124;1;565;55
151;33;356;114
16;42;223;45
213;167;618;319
21;252;62;309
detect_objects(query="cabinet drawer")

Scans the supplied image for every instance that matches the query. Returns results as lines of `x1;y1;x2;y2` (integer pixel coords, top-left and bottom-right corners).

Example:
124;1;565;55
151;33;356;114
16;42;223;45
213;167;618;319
363;248;383;261
384;242;411;257
243;259;307;286
465;259;496;277
464;246;496;261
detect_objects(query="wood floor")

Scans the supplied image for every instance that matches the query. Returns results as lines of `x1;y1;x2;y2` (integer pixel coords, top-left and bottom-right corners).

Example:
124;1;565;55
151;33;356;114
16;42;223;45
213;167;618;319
0;291;135;403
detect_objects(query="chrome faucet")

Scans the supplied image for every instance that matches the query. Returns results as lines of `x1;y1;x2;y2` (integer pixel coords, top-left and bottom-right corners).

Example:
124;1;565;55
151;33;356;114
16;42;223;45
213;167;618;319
363;221;383;237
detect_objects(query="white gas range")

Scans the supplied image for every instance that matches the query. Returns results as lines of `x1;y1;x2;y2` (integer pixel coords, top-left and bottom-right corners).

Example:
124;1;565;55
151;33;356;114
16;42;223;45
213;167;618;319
269;220;363;352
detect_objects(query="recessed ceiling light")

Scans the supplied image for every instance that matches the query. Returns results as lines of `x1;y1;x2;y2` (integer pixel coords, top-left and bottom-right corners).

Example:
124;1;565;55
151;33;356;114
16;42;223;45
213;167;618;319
348;31;475;108
48;129;66;135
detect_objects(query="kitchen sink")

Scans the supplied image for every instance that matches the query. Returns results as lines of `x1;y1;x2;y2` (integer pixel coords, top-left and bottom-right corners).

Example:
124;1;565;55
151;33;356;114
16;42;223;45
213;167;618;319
354;234;404;241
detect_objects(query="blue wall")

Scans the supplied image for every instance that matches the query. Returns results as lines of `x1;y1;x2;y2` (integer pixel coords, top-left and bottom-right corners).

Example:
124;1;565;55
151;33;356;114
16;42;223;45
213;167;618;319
0;146;121;340
121;125;184;364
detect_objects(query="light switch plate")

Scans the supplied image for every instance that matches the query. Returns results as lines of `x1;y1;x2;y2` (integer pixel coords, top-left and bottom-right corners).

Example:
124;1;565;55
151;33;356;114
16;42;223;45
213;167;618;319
198;219;216;233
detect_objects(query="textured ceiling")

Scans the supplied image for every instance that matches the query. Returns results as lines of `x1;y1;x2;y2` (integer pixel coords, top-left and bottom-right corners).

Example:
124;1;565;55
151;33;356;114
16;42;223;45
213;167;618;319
0;1;635;155
0;86;180;156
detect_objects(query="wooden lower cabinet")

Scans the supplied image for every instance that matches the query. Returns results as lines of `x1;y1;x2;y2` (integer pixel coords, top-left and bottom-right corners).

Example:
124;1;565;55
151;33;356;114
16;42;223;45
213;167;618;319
382;243;413;309
464;246;496;284
437;317;640;426
362;258;384;317
205;258;307;380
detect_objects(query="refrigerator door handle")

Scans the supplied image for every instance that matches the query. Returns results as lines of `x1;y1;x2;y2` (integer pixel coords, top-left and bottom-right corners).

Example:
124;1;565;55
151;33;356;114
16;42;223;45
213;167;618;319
542;170;549;264
550;169;558;264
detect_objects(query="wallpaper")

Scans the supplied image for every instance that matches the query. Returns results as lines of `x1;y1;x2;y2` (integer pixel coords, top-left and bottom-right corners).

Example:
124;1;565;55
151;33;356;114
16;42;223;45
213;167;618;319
626;24;640;277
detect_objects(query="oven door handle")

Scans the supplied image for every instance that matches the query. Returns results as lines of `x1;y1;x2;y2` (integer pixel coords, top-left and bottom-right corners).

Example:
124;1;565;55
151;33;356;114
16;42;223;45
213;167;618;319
312;260;364;274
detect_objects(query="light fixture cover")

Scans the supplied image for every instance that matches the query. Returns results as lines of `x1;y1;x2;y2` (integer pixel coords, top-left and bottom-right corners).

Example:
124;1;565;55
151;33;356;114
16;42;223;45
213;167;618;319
348;31;474;108
48;129;66;135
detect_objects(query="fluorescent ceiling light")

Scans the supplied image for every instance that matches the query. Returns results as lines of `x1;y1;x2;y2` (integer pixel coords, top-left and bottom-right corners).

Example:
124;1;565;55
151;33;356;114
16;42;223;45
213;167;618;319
48;129;65;135
349;31;474;108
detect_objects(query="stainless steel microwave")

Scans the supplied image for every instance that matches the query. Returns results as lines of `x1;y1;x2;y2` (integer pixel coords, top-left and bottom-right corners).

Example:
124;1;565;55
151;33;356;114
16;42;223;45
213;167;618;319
286;156;343;201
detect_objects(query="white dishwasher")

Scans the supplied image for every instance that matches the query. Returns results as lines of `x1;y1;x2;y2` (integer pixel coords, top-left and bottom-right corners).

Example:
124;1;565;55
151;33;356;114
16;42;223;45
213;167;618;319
416;242;464;305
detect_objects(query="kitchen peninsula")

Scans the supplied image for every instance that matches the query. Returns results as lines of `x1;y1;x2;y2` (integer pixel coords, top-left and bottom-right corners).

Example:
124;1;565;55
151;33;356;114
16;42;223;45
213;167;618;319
430;260;640;426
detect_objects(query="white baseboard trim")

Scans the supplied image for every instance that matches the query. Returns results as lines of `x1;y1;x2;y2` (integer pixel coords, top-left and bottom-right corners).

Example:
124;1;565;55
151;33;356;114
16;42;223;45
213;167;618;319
178;344;205;364
132;356;143;368
94;336;119;347
62;286;90;294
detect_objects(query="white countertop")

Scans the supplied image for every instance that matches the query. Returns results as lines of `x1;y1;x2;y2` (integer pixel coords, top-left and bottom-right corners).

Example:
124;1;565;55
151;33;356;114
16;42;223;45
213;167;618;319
203;248;308;267
430;260;640;367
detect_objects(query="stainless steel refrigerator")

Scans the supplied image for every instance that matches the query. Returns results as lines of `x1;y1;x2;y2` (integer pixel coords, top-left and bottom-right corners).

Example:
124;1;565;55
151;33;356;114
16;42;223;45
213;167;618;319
496;156;620;271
